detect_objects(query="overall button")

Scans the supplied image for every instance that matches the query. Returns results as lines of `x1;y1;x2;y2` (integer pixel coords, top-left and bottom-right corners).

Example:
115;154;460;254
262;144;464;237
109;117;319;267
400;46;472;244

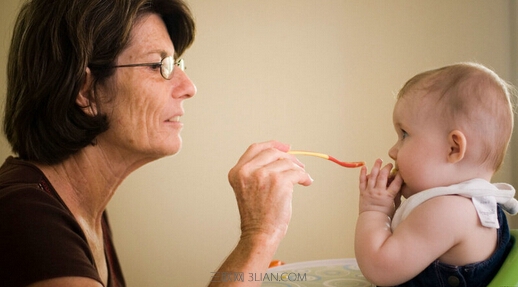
448;275;460;286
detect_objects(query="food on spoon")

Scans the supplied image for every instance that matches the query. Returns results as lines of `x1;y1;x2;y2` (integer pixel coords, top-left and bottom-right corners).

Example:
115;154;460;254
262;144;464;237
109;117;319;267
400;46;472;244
287;150;365;168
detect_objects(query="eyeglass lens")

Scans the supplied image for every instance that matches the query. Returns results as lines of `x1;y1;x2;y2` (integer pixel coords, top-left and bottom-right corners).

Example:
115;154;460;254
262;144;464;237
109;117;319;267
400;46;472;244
161;57;185;80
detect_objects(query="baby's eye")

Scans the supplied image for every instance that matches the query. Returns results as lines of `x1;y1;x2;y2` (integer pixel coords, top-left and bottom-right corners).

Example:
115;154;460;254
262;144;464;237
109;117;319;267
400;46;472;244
401;129;408;139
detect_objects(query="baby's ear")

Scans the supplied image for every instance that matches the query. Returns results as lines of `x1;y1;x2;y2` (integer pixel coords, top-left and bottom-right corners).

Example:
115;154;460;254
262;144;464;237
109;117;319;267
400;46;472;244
76;67;98;116
448;130;466;163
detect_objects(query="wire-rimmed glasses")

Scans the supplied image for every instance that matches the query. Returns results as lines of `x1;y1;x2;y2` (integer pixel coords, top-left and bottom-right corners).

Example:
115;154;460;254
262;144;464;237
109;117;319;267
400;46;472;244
111;56;184;80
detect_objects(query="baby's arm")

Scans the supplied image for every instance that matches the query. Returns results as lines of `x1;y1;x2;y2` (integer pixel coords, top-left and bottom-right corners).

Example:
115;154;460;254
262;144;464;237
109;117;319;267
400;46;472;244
354;159;473;285
355;159;402;285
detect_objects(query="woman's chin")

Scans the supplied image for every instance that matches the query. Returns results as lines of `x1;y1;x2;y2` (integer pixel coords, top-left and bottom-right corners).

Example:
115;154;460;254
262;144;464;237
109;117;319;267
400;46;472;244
165;139;182;156
148;139;182;159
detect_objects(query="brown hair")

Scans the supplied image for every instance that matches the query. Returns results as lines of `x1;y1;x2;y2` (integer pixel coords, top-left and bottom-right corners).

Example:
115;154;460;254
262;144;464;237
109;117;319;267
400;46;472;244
4;0;195;164
397;62;515;171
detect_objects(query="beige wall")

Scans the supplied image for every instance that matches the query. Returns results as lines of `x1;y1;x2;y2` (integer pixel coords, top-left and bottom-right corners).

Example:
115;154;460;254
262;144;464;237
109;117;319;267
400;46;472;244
0;0;21;158
1;1;516;286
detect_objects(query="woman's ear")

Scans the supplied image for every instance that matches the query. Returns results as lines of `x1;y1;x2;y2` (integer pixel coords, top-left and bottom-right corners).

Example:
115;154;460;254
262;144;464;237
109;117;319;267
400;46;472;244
76;67;97;116
448;130;466;163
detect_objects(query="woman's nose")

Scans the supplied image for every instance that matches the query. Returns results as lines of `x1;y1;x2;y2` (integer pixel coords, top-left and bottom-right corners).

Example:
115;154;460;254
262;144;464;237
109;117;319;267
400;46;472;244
172;69;196;99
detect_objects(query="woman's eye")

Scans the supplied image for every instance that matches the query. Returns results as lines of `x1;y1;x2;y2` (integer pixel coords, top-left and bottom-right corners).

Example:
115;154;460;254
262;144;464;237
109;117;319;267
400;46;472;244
150;63;161;70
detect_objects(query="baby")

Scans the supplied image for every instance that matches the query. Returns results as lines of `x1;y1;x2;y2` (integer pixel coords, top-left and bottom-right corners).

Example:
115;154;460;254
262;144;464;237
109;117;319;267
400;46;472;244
355;62;518;287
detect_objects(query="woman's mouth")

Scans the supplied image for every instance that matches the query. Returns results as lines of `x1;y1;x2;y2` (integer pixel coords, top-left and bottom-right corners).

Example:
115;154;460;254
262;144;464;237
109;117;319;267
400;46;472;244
165;116;181;122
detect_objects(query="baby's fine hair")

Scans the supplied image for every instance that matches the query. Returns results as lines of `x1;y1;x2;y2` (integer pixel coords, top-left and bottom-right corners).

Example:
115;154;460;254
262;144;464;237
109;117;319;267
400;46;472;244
397;62;516;171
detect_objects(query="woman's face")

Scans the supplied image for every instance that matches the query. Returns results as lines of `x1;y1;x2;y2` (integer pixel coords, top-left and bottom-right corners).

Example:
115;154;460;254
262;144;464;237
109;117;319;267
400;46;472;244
97;13;196;162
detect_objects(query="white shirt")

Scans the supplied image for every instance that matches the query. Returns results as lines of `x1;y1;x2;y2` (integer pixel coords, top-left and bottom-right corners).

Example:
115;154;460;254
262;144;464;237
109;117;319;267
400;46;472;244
391;178;518;231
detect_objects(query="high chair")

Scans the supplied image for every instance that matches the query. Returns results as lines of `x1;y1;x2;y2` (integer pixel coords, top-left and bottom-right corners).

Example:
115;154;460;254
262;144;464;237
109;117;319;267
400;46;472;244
487;229;518;287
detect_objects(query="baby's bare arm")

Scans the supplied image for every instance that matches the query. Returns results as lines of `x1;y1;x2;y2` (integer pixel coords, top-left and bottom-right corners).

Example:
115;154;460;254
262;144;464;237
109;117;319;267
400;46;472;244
356;186;484;286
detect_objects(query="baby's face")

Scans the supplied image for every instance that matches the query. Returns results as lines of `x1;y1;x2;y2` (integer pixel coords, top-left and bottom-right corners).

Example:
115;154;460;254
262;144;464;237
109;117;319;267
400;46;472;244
388;93;452;198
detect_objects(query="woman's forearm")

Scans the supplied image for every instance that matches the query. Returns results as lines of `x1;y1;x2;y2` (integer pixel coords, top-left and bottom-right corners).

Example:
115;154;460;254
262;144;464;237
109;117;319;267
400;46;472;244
208;234;280;287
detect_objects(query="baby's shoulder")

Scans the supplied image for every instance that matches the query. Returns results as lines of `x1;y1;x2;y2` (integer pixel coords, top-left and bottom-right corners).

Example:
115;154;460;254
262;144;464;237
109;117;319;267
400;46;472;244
421;196;499;265
410;195;479;226
400;195;497;265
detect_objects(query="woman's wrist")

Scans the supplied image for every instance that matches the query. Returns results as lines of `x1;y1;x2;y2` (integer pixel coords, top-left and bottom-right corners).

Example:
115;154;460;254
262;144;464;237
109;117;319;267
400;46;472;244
239;230;282;257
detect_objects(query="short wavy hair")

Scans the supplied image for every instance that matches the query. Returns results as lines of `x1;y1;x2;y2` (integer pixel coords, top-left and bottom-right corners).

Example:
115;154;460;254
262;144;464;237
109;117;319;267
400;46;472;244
4;0;195;164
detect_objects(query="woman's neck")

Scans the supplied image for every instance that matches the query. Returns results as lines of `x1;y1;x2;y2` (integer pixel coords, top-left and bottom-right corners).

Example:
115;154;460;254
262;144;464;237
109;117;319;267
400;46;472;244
34;143;149;228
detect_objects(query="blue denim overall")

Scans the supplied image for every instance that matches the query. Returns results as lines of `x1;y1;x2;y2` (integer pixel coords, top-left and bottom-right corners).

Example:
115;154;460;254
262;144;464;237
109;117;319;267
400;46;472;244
393;206;512;287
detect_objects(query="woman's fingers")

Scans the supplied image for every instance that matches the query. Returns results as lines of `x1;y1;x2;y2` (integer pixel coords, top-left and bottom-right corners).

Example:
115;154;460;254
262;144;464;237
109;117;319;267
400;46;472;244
229;141;313;240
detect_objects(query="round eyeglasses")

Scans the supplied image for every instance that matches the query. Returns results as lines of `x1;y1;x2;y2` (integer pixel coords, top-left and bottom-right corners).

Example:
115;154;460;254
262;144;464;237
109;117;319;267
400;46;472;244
111;56;185;80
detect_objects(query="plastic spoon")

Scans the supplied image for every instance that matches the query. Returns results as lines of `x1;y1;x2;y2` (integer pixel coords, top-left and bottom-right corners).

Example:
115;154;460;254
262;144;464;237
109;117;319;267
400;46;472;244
288;150;365;168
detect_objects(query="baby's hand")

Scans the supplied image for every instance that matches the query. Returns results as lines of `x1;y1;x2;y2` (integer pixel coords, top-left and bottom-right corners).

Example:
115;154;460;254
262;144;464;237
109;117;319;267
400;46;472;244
387;167;398;186
358;159;402;217
387;168;402;209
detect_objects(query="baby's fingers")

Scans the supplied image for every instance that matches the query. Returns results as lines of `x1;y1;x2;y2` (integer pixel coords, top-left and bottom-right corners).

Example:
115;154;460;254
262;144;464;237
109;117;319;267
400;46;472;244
387;173;403;197
359;166;368;191
369;160;394;190
366;159;383;188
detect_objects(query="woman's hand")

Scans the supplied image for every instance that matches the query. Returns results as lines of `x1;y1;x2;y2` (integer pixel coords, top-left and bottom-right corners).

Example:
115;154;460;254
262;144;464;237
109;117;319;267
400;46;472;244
209;141;312;286
228;141;313;242
358;159;402;218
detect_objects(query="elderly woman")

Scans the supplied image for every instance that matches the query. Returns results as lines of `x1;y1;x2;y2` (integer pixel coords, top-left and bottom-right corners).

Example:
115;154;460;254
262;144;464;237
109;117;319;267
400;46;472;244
0;0;312;286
